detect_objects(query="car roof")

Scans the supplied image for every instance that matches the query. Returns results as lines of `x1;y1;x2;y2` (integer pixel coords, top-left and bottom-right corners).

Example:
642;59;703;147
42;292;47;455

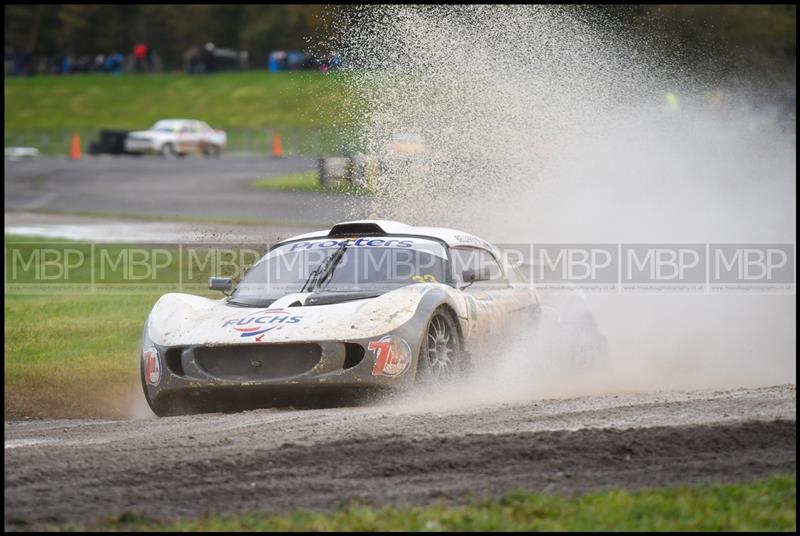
281;220;494;250
152;119;201;126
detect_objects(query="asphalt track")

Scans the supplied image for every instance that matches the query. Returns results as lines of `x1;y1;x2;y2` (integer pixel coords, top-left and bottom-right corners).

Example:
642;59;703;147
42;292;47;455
4;155;366;226
4;385;796;530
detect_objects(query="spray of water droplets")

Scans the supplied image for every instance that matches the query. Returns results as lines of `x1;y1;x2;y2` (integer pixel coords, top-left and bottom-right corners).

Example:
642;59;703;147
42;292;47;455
318;5;795;403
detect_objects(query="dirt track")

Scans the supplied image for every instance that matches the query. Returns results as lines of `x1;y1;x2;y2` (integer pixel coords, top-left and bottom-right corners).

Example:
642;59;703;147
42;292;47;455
4;384;796;530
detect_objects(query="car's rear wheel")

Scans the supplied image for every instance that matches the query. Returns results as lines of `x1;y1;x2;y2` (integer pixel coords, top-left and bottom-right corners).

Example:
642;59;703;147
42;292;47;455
203;144;222;157
416;307;463;384
567;312;609;371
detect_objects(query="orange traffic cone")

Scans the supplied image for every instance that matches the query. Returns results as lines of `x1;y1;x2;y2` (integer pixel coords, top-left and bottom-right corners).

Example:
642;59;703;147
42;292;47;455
272;132;283;158
69;132;82;160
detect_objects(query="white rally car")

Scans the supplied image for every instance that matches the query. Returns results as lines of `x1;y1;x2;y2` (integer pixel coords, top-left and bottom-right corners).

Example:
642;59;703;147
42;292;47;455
125;119;227;157
141;220;605;416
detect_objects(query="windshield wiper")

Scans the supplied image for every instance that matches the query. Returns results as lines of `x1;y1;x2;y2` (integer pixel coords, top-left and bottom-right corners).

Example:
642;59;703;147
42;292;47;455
300;240;350;293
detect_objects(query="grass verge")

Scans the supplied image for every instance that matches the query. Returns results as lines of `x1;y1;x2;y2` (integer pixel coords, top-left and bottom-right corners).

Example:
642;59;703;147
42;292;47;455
4;293;156;419
4;71;356;130
71;474;796;531
4;235;231;419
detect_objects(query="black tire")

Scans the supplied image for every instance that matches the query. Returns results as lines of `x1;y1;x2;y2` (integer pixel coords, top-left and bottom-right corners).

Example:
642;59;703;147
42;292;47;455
140;357;170;417
140;357;205;417
142;391;176;417
203;145;222;157
528;305;608;372
159;142;177;158
144;394;207;417
141;385;206;417
567;313;609;372
416;307;464;385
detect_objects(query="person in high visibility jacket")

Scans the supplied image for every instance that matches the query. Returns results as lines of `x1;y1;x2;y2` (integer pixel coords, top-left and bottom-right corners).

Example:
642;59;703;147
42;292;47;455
664;91;680;113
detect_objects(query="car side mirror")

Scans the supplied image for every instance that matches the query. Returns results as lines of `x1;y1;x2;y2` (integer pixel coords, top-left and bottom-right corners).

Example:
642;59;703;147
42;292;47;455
462;268;491;284
208;277;232;294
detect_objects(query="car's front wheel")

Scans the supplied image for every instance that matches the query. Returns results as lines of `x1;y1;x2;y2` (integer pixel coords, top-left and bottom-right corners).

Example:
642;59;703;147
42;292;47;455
416;307;464;384
159;142;177;158
143;393;208;417
140;355;206;417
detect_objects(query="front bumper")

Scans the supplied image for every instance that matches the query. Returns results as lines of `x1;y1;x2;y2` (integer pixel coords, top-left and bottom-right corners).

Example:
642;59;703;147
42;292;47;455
142;331;422;405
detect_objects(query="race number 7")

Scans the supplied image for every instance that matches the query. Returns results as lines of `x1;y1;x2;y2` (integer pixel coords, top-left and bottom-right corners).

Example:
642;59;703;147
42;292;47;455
369;339;396;375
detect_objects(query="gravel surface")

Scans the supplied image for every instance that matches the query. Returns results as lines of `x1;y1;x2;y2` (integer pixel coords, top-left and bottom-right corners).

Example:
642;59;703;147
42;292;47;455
4;384;795;530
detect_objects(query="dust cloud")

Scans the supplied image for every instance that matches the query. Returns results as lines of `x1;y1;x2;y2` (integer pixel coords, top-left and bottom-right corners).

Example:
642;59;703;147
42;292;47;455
330;5;796;405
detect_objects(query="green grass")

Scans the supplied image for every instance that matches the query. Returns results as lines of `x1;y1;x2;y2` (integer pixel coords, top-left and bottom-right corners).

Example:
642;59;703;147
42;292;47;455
4;292;158;419
251;170;365;194
4;235;247;419
4;71;362;155
4;71;357;130
252;170;323;192
67;474;796;531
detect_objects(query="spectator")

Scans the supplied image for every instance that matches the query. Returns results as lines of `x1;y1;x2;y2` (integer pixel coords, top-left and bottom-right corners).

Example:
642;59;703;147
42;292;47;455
104;52;124;75
133;42;150;72
268;50;287;72
76;54;92;73
59;54;72;74
202;42;215;73
287;51;305;70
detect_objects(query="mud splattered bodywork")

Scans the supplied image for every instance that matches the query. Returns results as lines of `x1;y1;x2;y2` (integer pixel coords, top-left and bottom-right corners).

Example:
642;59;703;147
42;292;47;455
141;220;537;416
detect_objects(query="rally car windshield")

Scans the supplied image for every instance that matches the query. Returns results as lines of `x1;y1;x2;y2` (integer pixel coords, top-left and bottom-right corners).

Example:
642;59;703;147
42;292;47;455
232;238;448;301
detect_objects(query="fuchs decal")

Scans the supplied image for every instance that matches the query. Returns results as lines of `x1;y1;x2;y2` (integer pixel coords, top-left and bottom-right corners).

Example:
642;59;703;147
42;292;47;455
222;309;303;339
369;335;413;377
143;346;161;386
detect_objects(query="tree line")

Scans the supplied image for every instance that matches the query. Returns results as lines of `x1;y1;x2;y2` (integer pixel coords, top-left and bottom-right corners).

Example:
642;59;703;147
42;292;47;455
4;4;796;89
4;5;330;71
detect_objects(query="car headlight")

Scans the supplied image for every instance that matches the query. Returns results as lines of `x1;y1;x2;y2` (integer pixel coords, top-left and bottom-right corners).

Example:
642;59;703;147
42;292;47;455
142;345;162;386
140;320;164;386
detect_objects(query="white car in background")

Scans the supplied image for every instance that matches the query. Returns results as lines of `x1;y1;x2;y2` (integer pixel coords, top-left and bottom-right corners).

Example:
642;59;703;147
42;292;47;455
125;119;227;157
